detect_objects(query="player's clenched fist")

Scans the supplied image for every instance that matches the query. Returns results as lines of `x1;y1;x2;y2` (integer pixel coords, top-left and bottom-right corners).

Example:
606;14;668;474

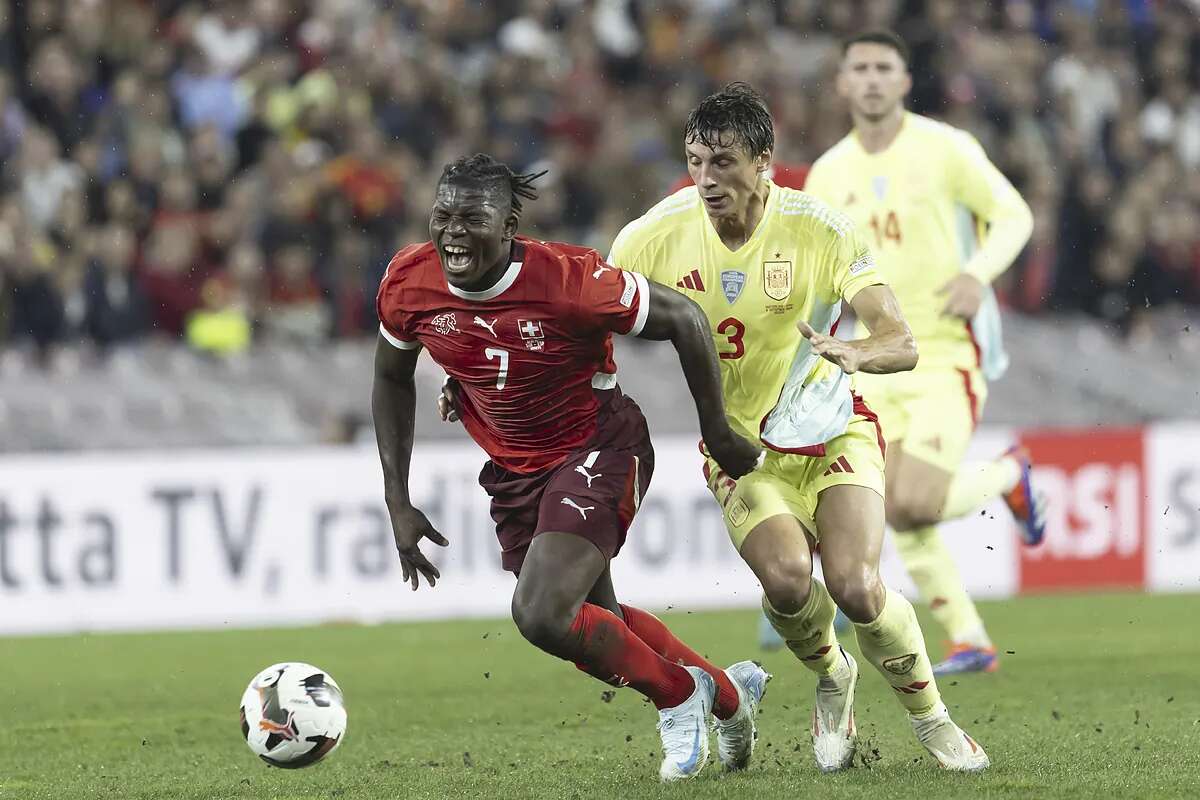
704;427;763;479
798;321;862;374
438;375;461;423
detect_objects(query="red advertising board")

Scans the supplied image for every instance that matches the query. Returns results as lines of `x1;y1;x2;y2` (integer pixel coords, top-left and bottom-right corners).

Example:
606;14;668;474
1018;428;1146;591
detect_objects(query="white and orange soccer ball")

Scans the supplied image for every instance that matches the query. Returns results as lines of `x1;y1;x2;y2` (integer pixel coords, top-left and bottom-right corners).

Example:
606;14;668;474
239;662;347;768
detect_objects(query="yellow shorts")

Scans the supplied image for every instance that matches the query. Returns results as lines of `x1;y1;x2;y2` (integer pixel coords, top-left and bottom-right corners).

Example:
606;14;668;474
853;367;988;473
703;403;886;551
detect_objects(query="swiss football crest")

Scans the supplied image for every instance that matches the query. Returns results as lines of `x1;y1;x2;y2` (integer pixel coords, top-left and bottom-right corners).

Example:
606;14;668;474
763;261;792;301
431;313;457;335
720;270;746;305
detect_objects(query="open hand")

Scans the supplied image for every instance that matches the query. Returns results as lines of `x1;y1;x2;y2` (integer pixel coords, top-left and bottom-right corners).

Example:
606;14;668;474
938;274;984;319
389;504;448;590
798;321;862;374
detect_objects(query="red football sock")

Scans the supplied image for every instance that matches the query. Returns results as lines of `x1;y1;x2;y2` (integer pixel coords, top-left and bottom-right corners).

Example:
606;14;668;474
620;604;741;720
562;603;696;710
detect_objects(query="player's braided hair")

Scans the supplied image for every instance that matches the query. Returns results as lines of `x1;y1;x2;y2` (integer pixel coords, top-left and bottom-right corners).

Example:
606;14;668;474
438;154;547;216
685;82;775;158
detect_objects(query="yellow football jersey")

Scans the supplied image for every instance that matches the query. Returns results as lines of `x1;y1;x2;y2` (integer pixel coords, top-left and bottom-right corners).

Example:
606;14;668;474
805;112;1032;374
609;181;884;446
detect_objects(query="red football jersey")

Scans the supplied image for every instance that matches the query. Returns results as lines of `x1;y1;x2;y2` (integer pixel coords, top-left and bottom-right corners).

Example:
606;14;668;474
667;162;810;194
376;236;650;474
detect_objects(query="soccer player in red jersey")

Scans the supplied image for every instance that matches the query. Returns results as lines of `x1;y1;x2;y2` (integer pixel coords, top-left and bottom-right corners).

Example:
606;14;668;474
373;154;766;781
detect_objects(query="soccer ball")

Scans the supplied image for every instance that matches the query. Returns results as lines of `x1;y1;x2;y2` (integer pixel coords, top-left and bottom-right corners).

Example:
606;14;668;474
239;662;347;768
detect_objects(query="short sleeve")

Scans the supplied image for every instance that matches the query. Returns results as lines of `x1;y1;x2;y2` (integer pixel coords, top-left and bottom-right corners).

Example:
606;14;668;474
375;260;422;350
829;225;885;304
571;253;650;337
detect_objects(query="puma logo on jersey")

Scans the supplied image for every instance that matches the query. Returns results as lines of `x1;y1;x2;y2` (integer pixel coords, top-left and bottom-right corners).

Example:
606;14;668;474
592;264;613;279
574;466;602;487
473;316;498;336
676;269;706;292
560;497;595;520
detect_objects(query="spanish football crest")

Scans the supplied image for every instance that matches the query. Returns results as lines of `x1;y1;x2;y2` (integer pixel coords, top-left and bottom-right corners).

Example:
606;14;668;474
721;270;746;305
763;261;792;301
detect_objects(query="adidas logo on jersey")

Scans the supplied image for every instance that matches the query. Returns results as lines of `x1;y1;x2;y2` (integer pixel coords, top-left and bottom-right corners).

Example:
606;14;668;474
676;269;705;292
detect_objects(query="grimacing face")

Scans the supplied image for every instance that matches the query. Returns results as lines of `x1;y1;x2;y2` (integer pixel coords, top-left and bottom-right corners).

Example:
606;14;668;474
837;42;912;122
685;135;770;223
428;181;518;289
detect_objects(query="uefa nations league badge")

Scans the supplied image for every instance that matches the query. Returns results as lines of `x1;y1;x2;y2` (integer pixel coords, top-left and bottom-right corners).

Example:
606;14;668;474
721;270;746;304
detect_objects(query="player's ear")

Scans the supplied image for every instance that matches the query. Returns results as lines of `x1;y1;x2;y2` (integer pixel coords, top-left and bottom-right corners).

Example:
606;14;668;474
756;150;772;174
501;210;519;241
901;69;913;97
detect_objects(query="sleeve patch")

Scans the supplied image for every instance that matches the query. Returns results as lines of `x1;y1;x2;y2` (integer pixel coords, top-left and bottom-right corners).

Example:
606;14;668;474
849;253;875;276
619;271;638;308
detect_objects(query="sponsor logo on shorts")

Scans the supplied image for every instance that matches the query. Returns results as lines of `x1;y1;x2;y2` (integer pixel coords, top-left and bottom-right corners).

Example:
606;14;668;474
560;497;595;520
574;466;602;488
883;653;918;675
728;498;750;527
823;456;854;476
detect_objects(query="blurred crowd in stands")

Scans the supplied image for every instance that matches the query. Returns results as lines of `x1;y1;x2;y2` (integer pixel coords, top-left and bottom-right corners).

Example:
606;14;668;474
0;0;1197;367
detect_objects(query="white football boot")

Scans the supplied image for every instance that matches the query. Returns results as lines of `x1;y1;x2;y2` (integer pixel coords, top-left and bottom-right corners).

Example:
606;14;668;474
812;645;859;773
911;702;991;772
714;660;770;771
657;666;716;782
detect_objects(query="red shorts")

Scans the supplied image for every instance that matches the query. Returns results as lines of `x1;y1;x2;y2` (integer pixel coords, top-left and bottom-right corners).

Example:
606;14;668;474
478;390;655;573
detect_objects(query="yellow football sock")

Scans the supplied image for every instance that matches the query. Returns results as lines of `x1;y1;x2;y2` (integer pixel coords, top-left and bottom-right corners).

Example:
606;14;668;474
893;526;991;648
852;588;941;717
941;457;1021;520
761;580;839;674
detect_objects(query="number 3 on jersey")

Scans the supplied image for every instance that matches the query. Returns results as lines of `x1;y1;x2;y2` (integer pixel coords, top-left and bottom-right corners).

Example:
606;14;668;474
485;347;508;389
717;317;745;360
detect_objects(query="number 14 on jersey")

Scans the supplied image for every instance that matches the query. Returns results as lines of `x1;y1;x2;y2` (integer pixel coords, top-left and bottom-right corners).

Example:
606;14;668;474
868;210;902;248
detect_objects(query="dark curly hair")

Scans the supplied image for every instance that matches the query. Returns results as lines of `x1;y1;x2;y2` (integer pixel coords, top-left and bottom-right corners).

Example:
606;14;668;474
437;154;547;216
684;82;775;158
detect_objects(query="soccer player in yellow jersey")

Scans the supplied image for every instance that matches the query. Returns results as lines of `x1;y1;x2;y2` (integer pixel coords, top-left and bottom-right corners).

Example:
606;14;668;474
608;83;989;773
804;30;1047;676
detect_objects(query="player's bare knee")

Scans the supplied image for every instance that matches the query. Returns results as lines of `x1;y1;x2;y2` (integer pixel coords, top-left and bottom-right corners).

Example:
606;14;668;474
759;554;813;615
825;570;884;623
511;596;571;652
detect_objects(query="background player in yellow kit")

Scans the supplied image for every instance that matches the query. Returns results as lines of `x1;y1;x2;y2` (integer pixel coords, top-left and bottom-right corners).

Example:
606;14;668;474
608;83;989;773
805;30;1047;675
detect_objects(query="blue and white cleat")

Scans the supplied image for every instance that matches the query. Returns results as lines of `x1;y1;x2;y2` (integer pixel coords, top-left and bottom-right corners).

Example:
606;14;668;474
932;645;999;676
657;666;715;782
715;661;770;771
1003;446;1047;546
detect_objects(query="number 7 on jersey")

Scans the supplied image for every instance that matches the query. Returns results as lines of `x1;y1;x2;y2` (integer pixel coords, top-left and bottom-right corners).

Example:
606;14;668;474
485;347;508;389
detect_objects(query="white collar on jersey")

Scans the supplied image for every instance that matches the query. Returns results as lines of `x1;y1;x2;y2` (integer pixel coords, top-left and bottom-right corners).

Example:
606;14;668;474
446;261;523;302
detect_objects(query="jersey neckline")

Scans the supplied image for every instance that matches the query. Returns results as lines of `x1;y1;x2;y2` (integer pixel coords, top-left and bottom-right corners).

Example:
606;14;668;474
700;178;781;256
446;261;523;302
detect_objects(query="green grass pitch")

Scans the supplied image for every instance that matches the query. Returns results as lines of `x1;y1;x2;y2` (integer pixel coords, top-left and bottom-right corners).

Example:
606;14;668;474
2;592;1197;800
